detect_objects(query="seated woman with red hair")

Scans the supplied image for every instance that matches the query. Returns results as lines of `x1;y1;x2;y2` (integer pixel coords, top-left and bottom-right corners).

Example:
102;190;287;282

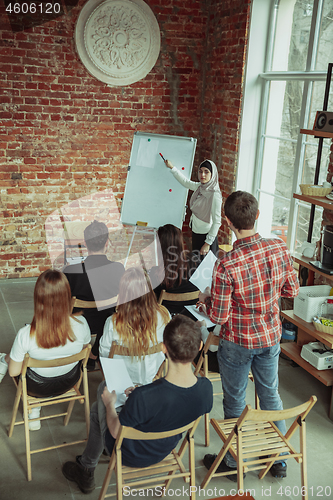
0;269;91;430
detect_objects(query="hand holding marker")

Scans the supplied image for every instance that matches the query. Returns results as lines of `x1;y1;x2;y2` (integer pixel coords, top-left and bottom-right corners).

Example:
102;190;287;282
160;153;173;170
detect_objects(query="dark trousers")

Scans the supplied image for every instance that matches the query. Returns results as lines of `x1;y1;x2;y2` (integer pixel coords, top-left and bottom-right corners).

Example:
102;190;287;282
192;231;219;257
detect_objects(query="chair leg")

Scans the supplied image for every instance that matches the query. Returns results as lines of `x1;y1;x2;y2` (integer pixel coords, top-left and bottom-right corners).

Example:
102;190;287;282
23;400;32;481
64;400;75;426
116;450;123;500
237;431;244;492
8;385;22;438
255;387;260;409
83;370;90;436
98;454;116;500
189;435;196;500
204;412;210;447
201;444;230;489
300;421;308;500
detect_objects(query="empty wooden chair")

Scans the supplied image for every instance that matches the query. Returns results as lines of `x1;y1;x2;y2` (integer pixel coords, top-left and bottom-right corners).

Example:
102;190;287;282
201;395;317;499
98;417;202;500
8;345;91;481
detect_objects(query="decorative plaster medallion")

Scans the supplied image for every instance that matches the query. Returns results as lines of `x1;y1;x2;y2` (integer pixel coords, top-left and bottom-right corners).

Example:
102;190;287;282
75;0;160;86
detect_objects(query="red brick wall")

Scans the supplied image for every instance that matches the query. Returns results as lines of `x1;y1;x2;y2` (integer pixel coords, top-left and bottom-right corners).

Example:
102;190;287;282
201;0;251;241
0;0;250;278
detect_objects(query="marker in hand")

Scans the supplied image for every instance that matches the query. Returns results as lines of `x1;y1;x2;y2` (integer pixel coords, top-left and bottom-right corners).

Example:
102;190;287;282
159;153;166;161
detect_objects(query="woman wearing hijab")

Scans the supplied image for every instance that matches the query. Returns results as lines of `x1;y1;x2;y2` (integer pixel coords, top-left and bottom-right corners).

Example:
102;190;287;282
164;159;222;256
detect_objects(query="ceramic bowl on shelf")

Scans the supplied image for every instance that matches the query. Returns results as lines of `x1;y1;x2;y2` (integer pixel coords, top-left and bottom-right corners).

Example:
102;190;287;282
299;184;332;197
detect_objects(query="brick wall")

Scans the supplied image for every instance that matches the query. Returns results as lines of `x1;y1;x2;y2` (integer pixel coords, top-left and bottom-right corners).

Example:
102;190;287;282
0;0;250;278
200;0;251;241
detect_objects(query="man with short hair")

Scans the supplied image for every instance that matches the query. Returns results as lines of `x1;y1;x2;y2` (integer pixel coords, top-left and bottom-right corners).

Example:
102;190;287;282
62;315;213;494
199;191;299;480
64;220;125;366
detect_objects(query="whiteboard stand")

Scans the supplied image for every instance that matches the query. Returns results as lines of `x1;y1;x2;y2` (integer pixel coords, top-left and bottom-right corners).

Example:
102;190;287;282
121;132;197;229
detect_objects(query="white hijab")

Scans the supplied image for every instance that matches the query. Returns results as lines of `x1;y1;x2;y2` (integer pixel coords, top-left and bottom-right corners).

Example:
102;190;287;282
190;160;221;223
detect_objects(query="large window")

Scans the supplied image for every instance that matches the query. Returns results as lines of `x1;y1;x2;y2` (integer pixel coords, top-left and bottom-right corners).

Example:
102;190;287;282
238;0;333;253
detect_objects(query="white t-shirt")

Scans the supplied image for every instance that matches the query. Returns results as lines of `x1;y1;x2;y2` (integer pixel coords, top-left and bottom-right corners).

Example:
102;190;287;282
10;316;91;377
99;310;171;386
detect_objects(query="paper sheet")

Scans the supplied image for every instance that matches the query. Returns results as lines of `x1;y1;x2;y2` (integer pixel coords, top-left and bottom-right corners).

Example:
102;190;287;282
189;250;217;292
184;305;216;328
99;358;133;408
136;138;159;169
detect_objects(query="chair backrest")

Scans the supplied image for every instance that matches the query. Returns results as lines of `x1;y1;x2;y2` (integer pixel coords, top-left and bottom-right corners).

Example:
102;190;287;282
21;345;92;376
158;289;200;305
73;296;118;310
108;341;163;359
235;395;317;435
108;341;167;381
193;331;219;377
219;244;233;252
115;416;201;446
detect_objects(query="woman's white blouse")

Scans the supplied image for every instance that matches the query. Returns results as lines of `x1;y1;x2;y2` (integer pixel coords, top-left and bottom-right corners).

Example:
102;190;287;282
99;310;171;386
170;167;222;244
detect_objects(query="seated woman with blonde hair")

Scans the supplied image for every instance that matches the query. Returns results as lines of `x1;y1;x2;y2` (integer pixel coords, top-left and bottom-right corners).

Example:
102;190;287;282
99;267;171;386
0;269;91;430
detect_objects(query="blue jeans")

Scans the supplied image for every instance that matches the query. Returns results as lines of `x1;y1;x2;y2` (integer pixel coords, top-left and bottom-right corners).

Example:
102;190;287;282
217;339;286;468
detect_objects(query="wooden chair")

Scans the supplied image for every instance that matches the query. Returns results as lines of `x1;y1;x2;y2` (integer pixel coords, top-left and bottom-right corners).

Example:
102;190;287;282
201;395;317;499
193;331;259;447
158;289;200;305
73;295;118;310
193;331;223;447
218;244;233;259
8;345;91;481
98;417;202;500
73;296;118;371
219;244;233;252
108;341;168;379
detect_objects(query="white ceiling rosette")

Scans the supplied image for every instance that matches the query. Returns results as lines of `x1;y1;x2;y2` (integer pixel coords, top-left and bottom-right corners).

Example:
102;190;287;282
75;0;161;86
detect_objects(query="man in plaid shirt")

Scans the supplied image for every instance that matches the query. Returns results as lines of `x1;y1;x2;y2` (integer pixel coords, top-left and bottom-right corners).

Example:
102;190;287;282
199;191;299;480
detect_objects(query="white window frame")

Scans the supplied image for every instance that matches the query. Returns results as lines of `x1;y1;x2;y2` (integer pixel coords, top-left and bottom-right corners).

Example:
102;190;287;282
237;0;328;252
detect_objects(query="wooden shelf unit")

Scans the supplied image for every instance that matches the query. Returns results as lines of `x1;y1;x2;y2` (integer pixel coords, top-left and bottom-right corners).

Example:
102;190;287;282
293;254;333;281
281;309;333;419
300;128;333;139
281;310;333;349
280;342;333;387
293;193;333;211
282;110;333;418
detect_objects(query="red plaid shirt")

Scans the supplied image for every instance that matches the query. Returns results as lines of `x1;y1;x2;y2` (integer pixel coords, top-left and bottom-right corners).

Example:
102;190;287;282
206;233;299;349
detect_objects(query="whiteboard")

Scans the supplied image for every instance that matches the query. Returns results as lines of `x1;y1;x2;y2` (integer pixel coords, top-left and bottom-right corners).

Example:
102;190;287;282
121;132;197;228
